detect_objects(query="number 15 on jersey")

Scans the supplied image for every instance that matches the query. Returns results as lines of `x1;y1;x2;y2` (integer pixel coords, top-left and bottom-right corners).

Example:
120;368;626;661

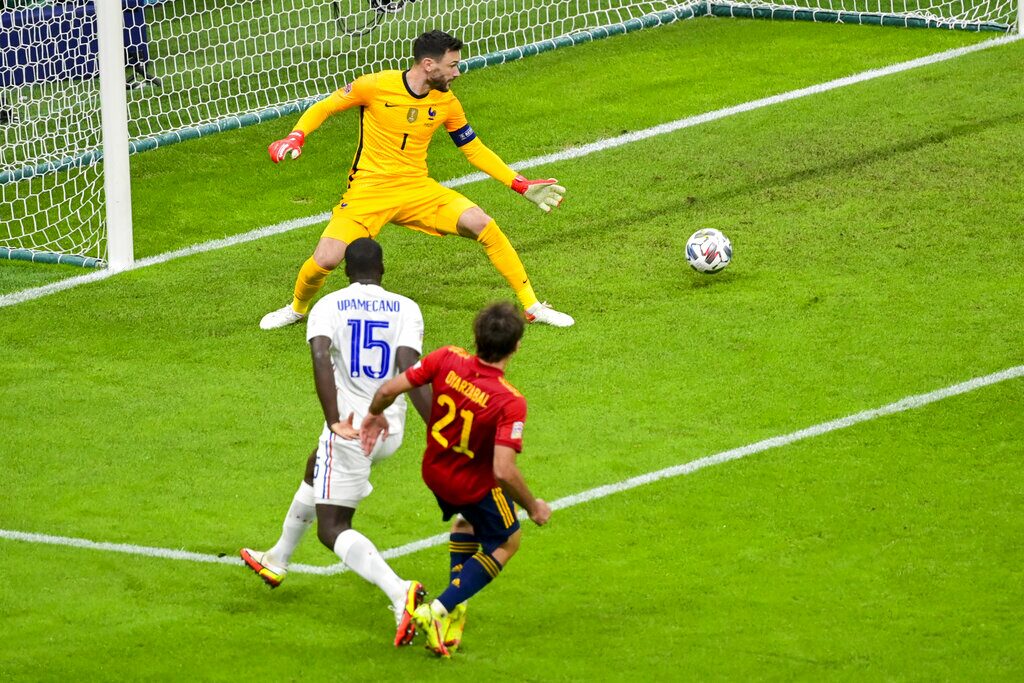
347;319;391;379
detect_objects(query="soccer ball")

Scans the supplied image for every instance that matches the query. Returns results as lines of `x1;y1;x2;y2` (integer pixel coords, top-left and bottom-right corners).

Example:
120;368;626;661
685;229;732;274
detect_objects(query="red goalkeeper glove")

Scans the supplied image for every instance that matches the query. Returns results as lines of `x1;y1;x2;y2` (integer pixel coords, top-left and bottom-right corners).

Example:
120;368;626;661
511;175;565;213
268;131;305;163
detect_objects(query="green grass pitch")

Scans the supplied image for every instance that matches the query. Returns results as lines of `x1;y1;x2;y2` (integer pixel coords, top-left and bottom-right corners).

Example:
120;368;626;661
2;17;1023;680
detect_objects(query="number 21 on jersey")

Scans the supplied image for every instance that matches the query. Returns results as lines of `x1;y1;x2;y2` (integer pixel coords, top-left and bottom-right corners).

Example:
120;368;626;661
431;394;475;458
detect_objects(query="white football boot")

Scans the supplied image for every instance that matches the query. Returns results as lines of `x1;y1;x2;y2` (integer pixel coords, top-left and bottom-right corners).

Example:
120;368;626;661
525;302;574;328
239;548;287;588
259;305;305;330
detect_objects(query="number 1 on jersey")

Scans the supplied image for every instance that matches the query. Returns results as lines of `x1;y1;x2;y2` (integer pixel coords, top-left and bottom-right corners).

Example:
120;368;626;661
431;394;475;458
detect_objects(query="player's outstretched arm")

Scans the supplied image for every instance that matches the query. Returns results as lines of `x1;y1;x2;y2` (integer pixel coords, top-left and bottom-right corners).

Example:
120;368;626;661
266;87;358;163
454;137;566;213
396;346;432;424
359;413;389;455
359;372;416;454
268;131;305;163
510;175;566;213
493;446;550;526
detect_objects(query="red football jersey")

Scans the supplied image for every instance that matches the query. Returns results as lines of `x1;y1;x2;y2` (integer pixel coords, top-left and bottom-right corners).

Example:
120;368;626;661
405;346;527;506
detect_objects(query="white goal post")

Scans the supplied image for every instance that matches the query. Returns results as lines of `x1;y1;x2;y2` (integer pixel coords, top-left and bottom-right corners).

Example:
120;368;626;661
1;0;1020;269
94;0;133;271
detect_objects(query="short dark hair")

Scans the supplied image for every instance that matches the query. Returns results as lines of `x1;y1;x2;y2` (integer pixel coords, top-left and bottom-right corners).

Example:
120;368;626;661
474;301;525;363
413;30;463;63
344;238;384;281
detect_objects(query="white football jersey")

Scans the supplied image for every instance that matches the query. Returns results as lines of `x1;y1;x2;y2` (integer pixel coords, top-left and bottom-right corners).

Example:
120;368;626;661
306;282;424;436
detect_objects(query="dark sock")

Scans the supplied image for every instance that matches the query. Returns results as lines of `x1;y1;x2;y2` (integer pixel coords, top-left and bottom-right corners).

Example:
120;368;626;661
448;532;479;582
437;551;502;612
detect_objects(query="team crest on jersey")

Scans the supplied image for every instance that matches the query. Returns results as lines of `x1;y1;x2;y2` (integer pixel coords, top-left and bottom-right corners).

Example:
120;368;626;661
511;421;524;440
427;107;437;120
407;108;419;123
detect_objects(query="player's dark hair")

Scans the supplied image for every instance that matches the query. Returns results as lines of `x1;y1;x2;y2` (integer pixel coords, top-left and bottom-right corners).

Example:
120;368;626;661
344;238;384;282
413;30;463;62
474;301;525;363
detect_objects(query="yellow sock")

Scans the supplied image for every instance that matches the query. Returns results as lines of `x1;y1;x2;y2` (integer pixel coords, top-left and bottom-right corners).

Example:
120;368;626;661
291;257;333;314
477;220;538;310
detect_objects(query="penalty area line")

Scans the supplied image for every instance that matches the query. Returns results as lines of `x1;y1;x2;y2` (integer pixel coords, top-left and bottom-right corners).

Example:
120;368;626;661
2;364;1022;573
2;32;1021;311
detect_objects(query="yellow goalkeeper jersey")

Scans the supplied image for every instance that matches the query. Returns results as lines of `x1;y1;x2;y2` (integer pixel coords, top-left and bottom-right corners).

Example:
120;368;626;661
296;69;520;188
295;70;490;184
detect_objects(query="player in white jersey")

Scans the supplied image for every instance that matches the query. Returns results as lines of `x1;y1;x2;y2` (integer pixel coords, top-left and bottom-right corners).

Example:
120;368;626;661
241;238;432;647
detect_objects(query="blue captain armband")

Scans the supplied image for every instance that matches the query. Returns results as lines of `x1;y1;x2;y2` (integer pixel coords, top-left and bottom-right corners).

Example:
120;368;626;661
449;124;477;147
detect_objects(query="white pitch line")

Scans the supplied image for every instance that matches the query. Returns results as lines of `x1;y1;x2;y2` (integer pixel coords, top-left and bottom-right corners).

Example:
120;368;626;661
2;33;1020;311
3;364;1021;573
0;530;244;566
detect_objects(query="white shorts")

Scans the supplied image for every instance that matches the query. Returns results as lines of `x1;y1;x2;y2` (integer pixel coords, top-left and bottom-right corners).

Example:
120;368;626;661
312;425;402;508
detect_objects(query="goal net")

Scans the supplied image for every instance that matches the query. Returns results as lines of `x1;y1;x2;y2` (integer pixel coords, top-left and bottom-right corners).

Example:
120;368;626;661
710;0;1017;30
1;0;1017;267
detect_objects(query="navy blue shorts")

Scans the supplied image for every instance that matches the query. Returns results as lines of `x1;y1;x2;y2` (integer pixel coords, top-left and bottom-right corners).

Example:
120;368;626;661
435;487;521;554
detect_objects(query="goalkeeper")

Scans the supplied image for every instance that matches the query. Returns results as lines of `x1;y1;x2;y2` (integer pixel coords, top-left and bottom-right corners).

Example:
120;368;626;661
260;30;573;330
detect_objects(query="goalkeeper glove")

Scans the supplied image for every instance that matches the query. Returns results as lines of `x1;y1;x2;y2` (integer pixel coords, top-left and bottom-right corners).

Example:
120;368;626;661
511;175;565;213
268;131;305;163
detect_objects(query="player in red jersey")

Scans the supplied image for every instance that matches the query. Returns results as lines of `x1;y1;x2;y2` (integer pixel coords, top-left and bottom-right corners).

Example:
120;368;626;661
359;301;551;658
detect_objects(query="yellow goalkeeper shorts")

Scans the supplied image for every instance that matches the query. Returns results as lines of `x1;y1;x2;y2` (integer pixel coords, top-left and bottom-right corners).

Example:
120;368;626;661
322;176;477;244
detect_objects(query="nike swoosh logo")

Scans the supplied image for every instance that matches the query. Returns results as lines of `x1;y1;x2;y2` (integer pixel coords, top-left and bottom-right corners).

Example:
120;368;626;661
384;102;399;107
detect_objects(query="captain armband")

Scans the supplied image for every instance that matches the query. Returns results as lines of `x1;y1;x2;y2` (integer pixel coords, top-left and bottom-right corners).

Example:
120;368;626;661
448;124;477;147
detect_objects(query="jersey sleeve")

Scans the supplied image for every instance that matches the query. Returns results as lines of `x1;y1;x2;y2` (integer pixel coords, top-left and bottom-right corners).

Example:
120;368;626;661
458;138;518;187
494;395;528;453
404;346;450;387
305;298;334;343
394;299;425;355
294;74;376;135
444;96;472;139
444;98;517;186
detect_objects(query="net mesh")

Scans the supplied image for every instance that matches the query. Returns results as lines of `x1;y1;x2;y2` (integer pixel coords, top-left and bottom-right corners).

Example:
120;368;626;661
713;0;1016;29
